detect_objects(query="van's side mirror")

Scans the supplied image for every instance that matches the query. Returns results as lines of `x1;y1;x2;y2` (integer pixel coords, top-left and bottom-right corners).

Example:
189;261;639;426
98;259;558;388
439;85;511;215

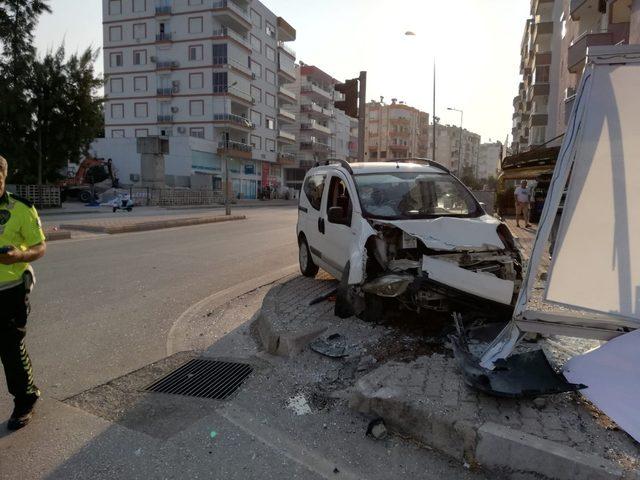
328;206;346;225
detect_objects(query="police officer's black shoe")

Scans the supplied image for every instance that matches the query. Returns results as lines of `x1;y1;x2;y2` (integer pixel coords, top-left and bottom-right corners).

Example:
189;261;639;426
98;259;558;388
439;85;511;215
7;394;39;431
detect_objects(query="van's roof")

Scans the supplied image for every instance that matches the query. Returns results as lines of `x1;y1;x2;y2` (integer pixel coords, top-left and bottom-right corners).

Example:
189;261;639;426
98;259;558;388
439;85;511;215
311;161;447;175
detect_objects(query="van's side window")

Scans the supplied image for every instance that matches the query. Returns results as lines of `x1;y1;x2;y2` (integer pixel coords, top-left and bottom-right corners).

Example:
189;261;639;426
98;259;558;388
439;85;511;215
303;174;326;210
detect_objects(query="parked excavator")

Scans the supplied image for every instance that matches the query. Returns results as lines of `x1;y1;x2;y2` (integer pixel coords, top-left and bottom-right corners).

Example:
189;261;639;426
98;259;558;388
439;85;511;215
59;157;120;203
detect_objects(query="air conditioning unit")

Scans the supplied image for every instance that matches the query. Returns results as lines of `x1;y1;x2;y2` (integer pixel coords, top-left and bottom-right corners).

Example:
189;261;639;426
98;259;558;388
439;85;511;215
177;127;186;134
171;106;179;113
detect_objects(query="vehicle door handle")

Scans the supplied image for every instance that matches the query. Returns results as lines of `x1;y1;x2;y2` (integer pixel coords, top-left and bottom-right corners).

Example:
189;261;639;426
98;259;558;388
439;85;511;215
318;217;325;234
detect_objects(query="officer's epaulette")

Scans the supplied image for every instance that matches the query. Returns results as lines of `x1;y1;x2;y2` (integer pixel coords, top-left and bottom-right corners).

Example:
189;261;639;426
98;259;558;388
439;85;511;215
8;193;35;208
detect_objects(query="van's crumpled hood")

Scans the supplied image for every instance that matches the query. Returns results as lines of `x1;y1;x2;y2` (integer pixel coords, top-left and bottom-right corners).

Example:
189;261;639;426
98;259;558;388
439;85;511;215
374;215;506;252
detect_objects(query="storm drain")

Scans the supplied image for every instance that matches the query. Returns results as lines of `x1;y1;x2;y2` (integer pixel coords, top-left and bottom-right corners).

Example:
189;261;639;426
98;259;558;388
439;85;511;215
145;358;253;400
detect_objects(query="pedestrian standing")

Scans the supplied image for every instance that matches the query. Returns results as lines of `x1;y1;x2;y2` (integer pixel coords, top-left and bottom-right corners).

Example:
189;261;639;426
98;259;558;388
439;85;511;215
0;155;47;430
514;180;532;228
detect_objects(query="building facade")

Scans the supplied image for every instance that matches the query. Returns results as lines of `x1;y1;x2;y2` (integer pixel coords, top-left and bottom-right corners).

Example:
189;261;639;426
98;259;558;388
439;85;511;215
478;141;503;180
281;63;358;190
363;100;430;162
433;124;481;174
511;0;640;153
99;0;296;198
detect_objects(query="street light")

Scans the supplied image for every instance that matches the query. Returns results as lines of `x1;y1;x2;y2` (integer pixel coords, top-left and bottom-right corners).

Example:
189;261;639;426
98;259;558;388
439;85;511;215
223;80;238;216
447;107;464;177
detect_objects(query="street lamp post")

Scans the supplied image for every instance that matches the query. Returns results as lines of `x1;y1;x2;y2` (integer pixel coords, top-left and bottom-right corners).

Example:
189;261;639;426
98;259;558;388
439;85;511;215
223;81;238;216
447;107;464;177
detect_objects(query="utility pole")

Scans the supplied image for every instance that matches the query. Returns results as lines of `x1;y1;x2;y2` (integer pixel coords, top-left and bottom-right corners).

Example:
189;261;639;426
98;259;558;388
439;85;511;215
224;155;231;215
357;71;367;162
432;62;436;163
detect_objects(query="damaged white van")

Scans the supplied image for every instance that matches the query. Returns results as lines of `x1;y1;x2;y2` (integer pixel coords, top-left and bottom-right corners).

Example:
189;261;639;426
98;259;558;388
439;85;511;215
296;160;523;320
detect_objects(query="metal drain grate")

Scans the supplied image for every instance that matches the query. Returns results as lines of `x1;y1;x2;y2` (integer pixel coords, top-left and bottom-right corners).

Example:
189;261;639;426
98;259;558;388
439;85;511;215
145;359;253;400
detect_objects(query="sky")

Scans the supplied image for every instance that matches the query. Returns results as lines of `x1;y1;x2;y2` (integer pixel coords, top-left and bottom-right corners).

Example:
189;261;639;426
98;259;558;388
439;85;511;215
33;0;530;144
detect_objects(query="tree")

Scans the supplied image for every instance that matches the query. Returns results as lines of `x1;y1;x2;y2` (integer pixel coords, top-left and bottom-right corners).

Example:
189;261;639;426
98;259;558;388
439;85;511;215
460;165;482;190
0;1;104;184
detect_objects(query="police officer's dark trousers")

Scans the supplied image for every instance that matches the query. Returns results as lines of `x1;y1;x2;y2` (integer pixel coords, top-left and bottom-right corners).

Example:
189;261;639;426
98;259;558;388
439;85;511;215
0;284;38;402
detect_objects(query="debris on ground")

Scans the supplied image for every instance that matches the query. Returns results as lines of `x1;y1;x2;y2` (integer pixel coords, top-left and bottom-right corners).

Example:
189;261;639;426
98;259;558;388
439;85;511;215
366;418;388;440
308;288;338;306
310;333;357;358
286;393;312;416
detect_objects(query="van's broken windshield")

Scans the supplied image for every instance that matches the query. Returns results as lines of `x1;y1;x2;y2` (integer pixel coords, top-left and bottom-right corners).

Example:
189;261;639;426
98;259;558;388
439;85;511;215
354;172;481;220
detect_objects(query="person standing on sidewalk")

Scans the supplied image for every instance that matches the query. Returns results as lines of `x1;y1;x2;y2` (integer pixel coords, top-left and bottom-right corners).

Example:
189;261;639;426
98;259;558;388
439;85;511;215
514;180;532;228
0;155;47;430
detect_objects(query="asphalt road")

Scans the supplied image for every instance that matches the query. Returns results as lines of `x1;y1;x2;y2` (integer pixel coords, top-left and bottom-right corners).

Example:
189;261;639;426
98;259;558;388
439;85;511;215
0;206;299;404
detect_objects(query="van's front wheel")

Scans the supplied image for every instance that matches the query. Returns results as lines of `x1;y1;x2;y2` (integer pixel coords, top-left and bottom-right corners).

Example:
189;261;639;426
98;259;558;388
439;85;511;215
299;236;319;278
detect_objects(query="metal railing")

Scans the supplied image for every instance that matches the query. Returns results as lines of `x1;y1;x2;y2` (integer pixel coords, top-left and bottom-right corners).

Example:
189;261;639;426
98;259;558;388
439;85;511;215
155;60;178;69
218;140;253;152
157;87;173;96
213;113;254;128
157;115;174;123
156;32;172;42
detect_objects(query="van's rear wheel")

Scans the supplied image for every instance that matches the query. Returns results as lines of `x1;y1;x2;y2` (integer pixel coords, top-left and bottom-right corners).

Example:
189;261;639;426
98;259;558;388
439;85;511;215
299;237;319;278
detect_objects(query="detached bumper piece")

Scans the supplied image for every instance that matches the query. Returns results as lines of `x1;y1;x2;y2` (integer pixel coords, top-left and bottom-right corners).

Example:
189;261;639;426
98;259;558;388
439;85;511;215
450;333;586;398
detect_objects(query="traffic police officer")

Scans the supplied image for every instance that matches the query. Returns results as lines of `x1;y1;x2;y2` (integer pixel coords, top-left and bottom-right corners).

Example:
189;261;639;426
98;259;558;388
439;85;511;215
0;155;47;430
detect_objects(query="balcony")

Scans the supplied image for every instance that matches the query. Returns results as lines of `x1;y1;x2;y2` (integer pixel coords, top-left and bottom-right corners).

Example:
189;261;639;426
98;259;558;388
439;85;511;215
278;86;297;104
277;41;296;58
300;140;330;152
217;140;253;159
531;0;554;16
301;83;332;101
531;20;553;45
212;55;252;77
155;5;171;16
157;87;174;97
301;120;331;135
277;108;296;123
213;84;253;105
570;0;593;21
156;32;172;43
529;112;548;127
213;113;254;130
277;151;296;165
277;130;296;144
212;27;250;50
157;115;174;124
155;60;179;70
212;0;252;32
278;61;296;83
300;103;333;118
277;17;296;42
568;25;629;73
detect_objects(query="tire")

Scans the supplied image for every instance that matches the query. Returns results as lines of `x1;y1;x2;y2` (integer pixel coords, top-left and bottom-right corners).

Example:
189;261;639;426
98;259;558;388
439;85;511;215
79;190;92;203
299;236;319;278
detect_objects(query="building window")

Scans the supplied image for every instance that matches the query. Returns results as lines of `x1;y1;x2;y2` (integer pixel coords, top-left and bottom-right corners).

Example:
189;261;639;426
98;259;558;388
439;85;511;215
265;138;275;152
250;34;261;52
133;76;148;91
188;17;203;34
190;127;205;138
134;102;148;118
111;129;125;138
133;49;147;65
109;26;122;42
212;44;227;64
251;9;261;28
250;85;261;103
265;92;275;108
265;116;275;130
110;77;124;93
133;0;146;12
265;45;275;62
110;52;123;67
189;72;204;89
190;100;204;116
133;23;147;40
111;103;124;119
213;71;227;93
265;22;275;38
135;128;148;137
265;69;276;86
108;0;122;15
188;45;203;61
250;59;261;78
250;134;261;150
250;110;262;126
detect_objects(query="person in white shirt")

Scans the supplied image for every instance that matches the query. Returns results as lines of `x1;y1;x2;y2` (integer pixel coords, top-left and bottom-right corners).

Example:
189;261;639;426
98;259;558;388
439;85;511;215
514;180;532;228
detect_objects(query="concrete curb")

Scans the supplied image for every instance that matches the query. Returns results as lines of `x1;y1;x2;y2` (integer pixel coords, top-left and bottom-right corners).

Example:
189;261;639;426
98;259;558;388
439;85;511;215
45;230;72;241
255;283;328;357
59;214;246;234
349;382;637;480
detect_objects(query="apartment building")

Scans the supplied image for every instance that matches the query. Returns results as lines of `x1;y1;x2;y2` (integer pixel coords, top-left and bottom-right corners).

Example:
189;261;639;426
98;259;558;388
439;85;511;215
281;63;358;190
96;0;297;198
478;141;503;180
433;124;481;174
510;0;640;153
363;100;430;162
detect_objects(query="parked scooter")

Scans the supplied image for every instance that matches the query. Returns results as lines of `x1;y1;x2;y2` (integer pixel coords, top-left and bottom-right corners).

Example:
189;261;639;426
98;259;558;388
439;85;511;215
110;193;134;213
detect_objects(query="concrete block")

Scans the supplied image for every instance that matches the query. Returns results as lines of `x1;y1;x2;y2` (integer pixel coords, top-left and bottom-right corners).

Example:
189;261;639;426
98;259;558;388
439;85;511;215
476;422;626;480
